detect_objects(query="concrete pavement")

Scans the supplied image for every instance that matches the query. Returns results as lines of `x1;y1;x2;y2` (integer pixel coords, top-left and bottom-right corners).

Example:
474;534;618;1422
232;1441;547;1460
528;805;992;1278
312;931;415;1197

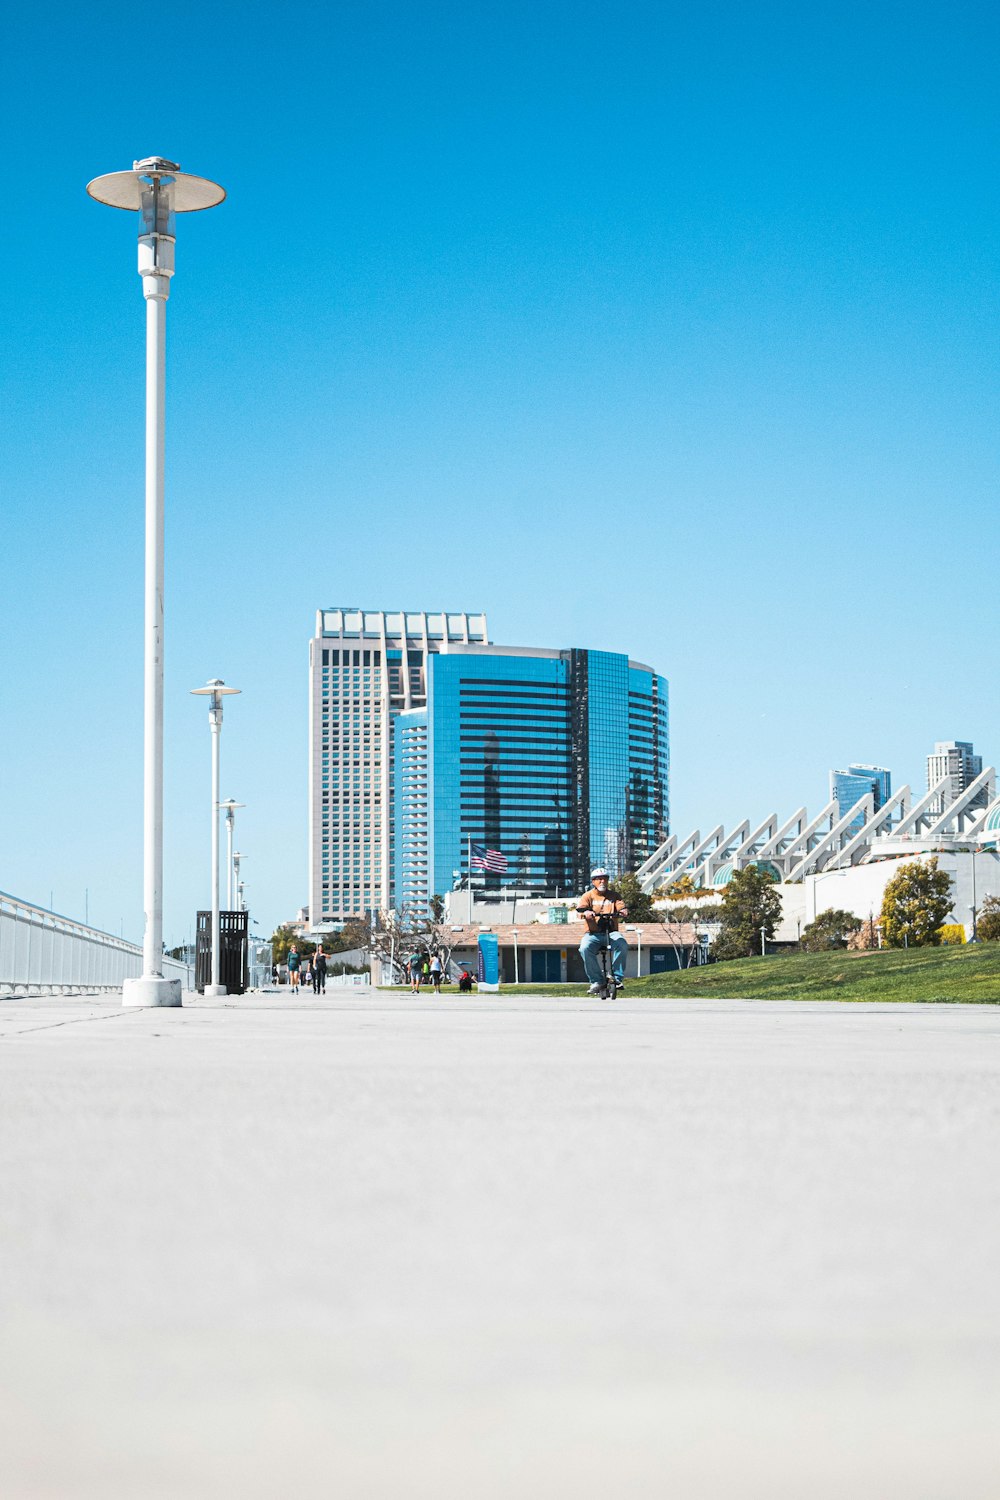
2;988;1000;1498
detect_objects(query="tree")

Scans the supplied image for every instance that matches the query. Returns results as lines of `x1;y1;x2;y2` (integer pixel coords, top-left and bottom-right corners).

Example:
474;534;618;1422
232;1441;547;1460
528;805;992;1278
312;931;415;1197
710;866;782;961
800;908;861;952
665;902;723;925
880;858;954;948
614;871;657;923
340;906;464;983
664;874;710;901
429;894;446;922
975;894;1000;942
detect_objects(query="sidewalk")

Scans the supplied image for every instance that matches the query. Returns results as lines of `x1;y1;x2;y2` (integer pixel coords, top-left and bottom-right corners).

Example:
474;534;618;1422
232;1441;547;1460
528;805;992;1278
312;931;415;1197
2;990;1000;1498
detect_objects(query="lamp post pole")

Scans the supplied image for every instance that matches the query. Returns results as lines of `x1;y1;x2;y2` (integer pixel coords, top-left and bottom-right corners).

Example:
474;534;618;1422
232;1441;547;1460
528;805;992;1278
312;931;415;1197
233;851;246;909
512;928;519;985
191;680;240;996
626;925;642;978
88;157;225;1009
219;800;244;909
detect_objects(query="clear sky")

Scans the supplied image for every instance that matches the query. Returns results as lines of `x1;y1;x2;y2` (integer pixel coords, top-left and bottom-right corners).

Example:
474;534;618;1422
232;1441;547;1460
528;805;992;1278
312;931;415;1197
2;1;998;946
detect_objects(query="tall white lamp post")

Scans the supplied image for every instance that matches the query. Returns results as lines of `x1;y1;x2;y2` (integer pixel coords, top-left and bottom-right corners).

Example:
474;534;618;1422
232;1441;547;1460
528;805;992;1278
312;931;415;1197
88;157;225;1009
219;800;244;908
191;679;241;996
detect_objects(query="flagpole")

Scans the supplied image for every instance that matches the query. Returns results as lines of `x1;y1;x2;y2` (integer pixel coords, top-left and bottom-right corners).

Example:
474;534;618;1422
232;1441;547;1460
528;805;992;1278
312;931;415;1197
468;834;473;924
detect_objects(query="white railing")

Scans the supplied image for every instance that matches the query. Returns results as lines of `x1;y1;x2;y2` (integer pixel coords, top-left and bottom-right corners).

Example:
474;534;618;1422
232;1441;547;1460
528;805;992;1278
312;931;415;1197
0;890;192;997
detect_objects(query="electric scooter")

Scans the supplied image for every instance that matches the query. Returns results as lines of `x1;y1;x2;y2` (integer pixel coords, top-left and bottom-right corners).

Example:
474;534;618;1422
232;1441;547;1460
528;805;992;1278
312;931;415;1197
593;914;620;1001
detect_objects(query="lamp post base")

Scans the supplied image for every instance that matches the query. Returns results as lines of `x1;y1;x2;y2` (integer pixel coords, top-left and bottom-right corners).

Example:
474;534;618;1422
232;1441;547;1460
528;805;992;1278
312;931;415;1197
122;976;182;1008
203;983;228;997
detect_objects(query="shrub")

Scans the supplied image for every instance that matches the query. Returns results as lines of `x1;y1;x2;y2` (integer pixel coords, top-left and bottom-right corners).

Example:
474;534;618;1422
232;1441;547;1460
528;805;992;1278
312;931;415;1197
800;908;861;952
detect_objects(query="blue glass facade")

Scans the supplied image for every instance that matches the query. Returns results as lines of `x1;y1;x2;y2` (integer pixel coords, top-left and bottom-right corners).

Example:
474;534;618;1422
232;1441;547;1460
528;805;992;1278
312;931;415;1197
423;647;669;901
831;765;892;834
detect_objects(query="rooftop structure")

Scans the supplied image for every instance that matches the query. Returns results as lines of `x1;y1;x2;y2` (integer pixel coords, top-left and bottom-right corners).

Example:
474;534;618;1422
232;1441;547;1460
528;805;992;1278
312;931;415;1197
638;766;998;892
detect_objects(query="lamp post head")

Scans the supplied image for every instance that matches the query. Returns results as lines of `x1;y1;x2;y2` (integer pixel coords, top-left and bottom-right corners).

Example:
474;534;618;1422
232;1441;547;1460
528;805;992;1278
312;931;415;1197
87;158;225;215
191;678;240;726
87;159;225;295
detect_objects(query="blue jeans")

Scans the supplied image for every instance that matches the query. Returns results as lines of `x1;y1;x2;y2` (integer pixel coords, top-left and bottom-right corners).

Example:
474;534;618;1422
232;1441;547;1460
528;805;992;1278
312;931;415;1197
579;931;628;984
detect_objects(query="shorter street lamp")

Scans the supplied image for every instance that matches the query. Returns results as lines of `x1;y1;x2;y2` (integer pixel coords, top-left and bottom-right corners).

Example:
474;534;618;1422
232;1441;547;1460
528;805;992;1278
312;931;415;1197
190;679;240;996
218;799;244;908
512;928;519;985
626;925;643;979
233;850;246;910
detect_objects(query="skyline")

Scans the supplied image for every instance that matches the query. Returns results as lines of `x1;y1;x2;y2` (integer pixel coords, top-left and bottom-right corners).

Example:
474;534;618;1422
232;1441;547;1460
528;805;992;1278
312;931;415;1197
2;2;998;944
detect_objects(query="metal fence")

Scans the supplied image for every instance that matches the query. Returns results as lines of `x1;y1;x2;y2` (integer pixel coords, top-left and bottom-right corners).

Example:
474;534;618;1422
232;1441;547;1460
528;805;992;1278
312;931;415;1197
0;889;193;997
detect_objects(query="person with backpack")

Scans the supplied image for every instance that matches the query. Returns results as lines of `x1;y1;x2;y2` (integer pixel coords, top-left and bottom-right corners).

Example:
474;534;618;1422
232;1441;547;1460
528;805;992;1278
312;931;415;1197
409;951;424;993
313;948;327;994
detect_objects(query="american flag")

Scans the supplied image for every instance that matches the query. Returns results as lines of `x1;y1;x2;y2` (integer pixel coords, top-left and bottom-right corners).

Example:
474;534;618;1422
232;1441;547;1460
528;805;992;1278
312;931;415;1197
470;842;508;873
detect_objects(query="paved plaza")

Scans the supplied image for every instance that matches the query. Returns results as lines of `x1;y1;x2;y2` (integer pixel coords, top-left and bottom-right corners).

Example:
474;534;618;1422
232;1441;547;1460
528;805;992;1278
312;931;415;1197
2;989;1000;1498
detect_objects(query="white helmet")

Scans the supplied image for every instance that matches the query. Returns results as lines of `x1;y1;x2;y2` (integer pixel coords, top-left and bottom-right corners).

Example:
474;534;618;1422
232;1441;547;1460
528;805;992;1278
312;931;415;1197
590;867;609;880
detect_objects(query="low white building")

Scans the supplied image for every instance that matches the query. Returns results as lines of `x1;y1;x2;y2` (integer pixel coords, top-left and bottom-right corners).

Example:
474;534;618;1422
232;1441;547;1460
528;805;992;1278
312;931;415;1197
774;848;1000;943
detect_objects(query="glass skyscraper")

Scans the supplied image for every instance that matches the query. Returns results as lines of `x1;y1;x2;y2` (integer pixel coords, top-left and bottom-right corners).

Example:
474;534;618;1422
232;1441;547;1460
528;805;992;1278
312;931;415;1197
425;644;668;905
830;764;892;833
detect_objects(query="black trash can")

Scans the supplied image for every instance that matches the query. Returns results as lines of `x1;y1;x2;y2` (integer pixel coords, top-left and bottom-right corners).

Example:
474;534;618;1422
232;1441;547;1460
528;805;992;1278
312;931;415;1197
195;910;249;994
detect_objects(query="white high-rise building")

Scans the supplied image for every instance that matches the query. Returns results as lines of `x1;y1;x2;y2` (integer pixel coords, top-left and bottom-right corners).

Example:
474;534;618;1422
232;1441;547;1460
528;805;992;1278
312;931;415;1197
309;608;488;928
926;740;985;815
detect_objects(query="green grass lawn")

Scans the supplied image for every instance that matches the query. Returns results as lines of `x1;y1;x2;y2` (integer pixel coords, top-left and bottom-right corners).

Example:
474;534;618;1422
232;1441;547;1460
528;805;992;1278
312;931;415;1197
628;943;1000;1003
383;944;1000;1003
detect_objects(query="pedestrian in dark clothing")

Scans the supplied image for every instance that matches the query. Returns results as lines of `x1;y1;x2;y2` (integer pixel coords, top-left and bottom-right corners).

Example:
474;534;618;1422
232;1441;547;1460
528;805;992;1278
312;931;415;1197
313;949;327;993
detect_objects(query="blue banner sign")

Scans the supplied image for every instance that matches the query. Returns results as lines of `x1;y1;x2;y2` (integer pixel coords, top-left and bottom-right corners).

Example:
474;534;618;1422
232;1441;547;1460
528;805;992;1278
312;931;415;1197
477;933;499;991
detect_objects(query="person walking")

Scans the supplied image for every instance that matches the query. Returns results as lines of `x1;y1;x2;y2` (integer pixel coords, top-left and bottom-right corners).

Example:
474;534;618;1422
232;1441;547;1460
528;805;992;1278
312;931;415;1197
409;951;423;993
287;945;301;990
313;947;327;994
429;952;444;993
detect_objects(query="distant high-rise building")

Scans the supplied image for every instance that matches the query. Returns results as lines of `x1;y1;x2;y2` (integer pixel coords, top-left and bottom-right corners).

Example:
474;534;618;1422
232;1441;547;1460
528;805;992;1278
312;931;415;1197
926;741;986;815
830;765;892;833
309;608;489;925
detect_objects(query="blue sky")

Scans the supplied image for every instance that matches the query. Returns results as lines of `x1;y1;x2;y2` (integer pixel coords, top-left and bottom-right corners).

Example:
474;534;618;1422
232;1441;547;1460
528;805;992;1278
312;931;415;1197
2;1;998;945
